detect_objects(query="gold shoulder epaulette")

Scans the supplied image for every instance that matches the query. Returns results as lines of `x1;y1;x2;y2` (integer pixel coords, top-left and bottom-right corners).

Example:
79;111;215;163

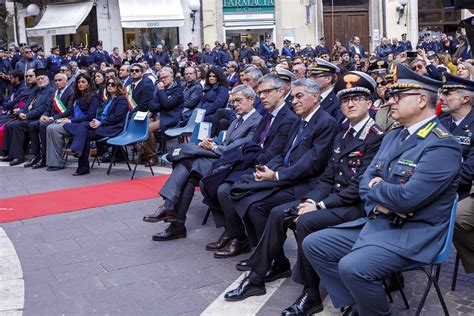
432;127;450;138
417;121;437;138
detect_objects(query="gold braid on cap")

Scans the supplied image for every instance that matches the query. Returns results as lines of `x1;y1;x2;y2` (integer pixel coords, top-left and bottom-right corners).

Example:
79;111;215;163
441;84;467;90
391;83;423;89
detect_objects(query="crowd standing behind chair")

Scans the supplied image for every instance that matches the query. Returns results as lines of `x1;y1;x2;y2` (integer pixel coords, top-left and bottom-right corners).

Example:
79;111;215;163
0;32;473;315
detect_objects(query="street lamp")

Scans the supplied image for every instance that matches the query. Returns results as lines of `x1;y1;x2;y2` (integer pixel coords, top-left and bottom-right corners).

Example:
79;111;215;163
188;0;200;32
14;3;40;45
396;0;409;25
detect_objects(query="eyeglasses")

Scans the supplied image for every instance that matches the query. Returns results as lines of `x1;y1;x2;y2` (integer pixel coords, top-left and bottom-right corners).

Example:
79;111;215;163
377;81;387;87
23;51;32;54
25;75;34;78
54;79;64;82
256;87;279;97
130;68;141;73
412;64;425;71
387;92;420;103
107;82;117;87
341;96;367;106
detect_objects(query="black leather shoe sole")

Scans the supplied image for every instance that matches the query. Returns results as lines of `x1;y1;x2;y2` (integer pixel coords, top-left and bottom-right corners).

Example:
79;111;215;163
152;232;186;241
214;246;251;259
143;215;177;223
264;268;292;283
236;261;252;271
224;287;266;301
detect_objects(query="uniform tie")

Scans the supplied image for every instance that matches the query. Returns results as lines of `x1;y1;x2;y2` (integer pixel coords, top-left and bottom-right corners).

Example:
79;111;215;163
399;128;410;144
449;120;457;132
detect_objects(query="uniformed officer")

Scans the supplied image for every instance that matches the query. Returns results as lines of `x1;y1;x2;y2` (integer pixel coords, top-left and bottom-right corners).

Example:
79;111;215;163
307;58;343;122
46;46;62;80
302;64;461;315
92;40;112;65
439;73;474;273
0;46;12;103
224;72;385;313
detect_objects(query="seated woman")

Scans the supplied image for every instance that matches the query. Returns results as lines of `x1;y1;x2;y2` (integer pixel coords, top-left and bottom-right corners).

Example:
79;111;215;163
64;77;128;176
196;67;229;123
45;73;98;172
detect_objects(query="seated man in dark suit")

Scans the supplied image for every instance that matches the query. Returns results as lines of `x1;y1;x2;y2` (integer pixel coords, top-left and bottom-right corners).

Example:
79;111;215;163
307;58;344;122
214;78;339;258
142;85;262;241
126;63;154;113
201;74;299;253
0;68;54;166
303;65;460;315
25;72;74;169
439;73;474;274
223;72;385;312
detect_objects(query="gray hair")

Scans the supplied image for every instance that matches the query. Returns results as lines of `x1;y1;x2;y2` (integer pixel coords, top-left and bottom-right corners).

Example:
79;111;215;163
227;61;238;69
242;66;263;82
291;78;320;94
257;74;284;89
231;84;256;99
54;73;68;81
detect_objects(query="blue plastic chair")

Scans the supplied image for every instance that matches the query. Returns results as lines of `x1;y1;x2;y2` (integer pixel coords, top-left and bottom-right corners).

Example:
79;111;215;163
107;112;154;180
161;122;212;164
214;130;226;145
394;194;459;316
165;108;206;140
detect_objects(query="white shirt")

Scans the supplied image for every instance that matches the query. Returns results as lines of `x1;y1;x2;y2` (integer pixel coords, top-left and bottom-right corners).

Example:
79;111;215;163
239;108;256;122
343;116;371;138
320;87;333;103
270;102;285;124
303;105;320;123
405;115;437;138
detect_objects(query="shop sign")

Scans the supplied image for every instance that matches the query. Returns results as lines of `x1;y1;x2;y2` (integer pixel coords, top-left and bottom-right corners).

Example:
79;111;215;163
223;0;275;13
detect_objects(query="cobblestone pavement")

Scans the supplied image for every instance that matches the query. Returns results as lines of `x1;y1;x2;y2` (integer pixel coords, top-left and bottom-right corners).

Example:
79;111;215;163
0;162;473;315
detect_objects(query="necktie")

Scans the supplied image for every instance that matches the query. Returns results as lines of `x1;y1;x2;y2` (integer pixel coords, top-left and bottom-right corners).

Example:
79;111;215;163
283;120;306;166
234;117;243;131
449;120;457;132
258;114;273;145
131;83;136;93
399;129;410;145
342;128;355;147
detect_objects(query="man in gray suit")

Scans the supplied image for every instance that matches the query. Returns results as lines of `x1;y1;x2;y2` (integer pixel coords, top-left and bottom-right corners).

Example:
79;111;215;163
143;84;262;241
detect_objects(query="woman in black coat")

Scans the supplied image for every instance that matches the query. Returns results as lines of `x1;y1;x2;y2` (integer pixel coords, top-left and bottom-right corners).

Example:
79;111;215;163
64;76;128;175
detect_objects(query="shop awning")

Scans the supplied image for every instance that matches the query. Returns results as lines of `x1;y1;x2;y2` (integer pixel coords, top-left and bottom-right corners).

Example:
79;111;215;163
118;0;185;28
26;2;94;37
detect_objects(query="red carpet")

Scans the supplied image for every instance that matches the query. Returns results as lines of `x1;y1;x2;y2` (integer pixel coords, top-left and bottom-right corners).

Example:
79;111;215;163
0;175;169;223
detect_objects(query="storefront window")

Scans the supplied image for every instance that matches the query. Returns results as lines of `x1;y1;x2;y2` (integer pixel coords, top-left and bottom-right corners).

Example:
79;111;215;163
123;27;179;52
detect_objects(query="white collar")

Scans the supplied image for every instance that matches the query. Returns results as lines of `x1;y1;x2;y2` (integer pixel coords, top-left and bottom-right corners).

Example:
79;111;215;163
270;102;285;118
346;116;371;137
239;108;256;122
320;87;333;101
303;105;320;123
406;115;437;136
132;78;142;86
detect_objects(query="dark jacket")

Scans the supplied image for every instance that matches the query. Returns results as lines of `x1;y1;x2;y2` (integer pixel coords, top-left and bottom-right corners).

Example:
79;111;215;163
70;95;99;123
129;77;154;112
320;89;343;123
150;82;184;129
2;82;27;112
43;86;74;120
197;84;229;122
183;80;203;111
21;85;55;121
96;95;129;137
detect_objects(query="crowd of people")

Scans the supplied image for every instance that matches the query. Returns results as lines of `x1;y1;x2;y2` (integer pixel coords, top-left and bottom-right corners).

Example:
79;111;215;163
0;32;473;315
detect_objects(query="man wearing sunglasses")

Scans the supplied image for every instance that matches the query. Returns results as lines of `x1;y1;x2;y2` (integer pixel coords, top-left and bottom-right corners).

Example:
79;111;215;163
303;64;461;315
126;63;154;113
439;73;474;275
14;46;44;74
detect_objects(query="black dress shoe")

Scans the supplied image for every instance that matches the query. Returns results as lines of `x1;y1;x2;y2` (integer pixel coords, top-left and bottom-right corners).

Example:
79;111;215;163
264;260;291;282
32;158;47;169
9;158;25;166
24;155;40;168
143;205;177;223
206;231;231;251
73;170;90;176
224;275;266;301
152;224;186;241
342;305;359;316
282;292;323;316
214;238;251;258
236;259;252;271
47;166;65;171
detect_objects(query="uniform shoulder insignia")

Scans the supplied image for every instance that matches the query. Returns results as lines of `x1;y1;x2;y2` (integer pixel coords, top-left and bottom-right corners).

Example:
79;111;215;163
370;124;384;135
417;122;437;138
359;118;375;140
432;127;450;138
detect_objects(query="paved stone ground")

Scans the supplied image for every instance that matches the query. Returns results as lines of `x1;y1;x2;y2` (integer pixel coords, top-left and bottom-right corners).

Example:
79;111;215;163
0;161;473;315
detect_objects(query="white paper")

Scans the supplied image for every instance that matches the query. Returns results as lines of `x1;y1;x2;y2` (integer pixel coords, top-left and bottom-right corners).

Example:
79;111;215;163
195;110;205;123
134;111;147;121
198;122;211;141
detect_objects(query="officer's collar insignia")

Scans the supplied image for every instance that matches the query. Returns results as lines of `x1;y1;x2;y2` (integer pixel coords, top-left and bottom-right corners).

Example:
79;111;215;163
433;127;450;138
417;121;437;138
343;74;360;89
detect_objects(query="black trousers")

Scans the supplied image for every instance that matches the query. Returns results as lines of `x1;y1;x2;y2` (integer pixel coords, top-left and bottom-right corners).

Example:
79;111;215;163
211;108;233;137
1;119;29;160
28;120;52;157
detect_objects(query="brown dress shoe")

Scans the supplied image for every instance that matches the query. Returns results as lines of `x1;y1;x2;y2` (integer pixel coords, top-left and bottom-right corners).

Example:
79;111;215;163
143;205;177;223
206;231;231;251
146;156;158;167
214;238;251;258
152;224;186;241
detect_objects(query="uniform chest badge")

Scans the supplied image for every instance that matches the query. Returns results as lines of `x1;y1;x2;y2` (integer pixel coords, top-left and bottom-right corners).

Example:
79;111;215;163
397;159;417;167
455;136;471;146
349;151;364;157
334;147;341;154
